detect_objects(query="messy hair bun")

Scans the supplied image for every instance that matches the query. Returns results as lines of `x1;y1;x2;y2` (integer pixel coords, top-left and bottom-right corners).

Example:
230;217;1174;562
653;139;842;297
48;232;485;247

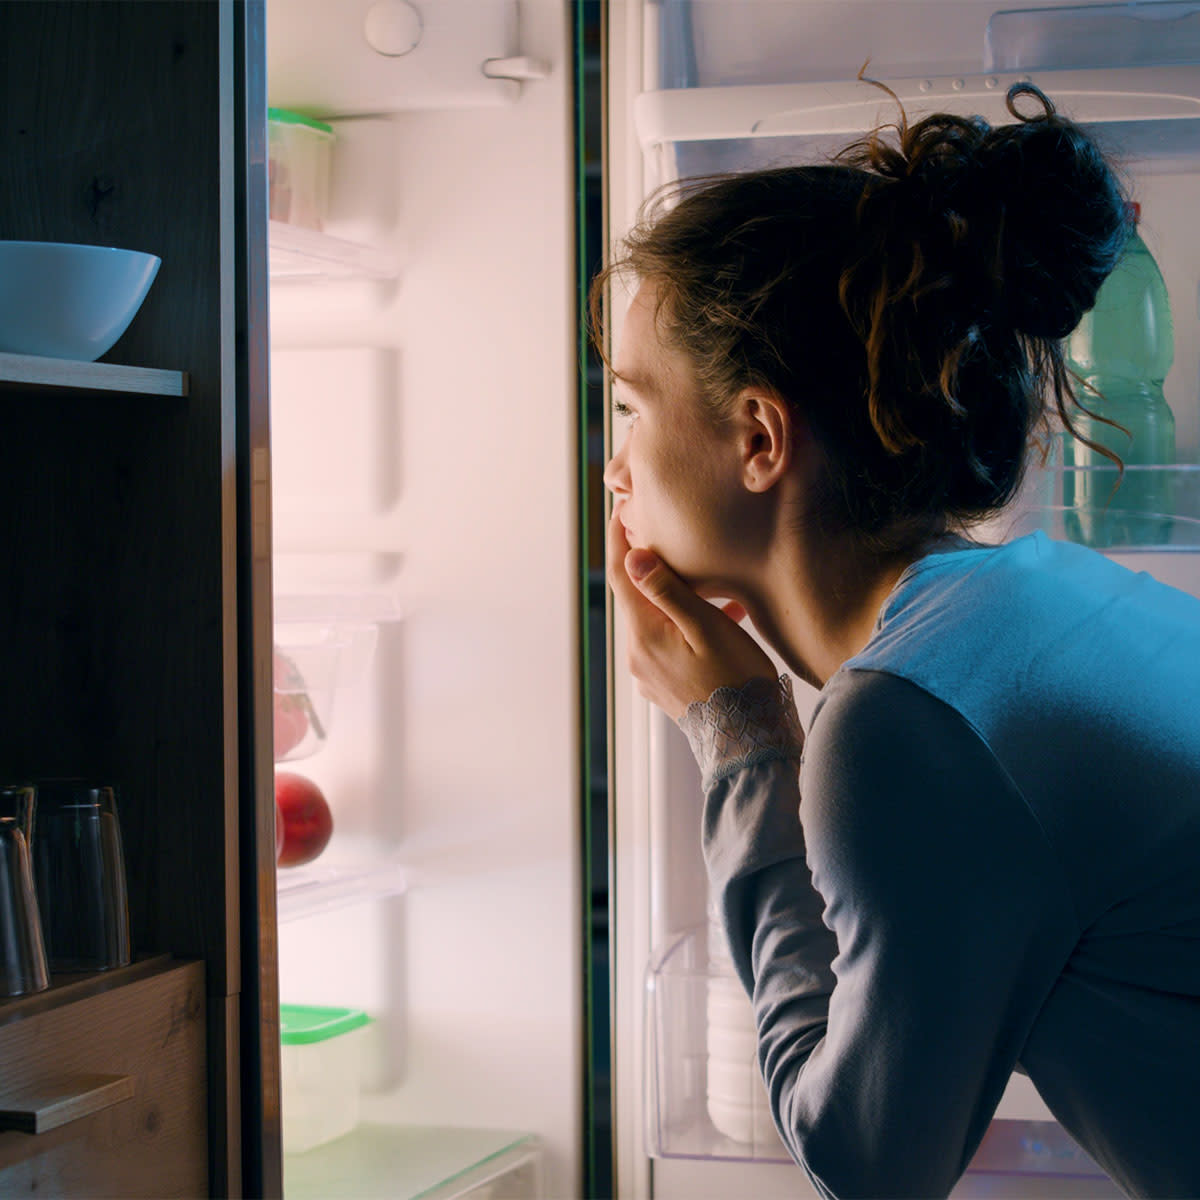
591;81;1132;551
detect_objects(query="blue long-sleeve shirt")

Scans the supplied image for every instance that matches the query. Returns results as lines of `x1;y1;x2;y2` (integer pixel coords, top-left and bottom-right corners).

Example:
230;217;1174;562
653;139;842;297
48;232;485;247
693;532;1200;1198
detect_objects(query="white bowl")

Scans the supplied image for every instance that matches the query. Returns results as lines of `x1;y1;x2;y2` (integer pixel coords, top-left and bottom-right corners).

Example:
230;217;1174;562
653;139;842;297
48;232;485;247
0;241;161;362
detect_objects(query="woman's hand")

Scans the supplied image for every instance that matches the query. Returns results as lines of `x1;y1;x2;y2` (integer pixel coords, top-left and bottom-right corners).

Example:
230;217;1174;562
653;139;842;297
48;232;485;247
608;510;777;720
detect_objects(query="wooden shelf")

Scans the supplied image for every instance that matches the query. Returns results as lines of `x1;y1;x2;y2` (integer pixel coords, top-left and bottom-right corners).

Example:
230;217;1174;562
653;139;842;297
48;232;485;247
0;353;188;397
0;955;175;1029
268;220;401;282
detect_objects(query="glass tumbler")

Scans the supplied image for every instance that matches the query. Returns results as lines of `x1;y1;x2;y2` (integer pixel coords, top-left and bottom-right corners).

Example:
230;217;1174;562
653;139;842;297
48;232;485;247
33;780;131;972
0;784;50;996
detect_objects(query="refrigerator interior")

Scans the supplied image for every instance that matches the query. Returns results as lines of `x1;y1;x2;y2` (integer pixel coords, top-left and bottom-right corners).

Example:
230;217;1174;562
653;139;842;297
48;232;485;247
604;2;1200;1198
262;2;583;1196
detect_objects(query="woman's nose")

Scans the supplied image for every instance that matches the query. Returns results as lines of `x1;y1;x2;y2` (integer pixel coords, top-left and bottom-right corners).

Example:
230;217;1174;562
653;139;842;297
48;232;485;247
600;451;628;496
603;440;630;496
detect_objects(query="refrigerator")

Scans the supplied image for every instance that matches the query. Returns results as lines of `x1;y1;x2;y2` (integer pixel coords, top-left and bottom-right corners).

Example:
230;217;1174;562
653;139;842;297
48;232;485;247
260;2;1200;1198
262;2;588;1197
603;3;1200;1200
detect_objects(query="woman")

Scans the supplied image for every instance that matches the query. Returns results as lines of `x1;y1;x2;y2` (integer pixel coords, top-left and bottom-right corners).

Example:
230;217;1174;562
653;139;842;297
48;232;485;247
598;83;1200;1198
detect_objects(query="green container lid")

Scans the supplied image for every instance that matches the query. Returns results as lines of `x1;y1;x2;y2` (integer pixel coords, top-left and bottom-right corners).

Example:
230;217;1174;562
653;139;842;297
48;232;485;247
280;1003;370;1045
267;108;334;136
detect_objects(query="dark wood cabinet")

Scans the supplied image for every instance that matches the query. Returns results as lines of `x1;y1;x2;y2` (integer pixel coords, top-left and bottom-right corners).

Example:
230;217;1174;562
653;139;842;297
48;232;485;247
0;959;207;1196
0;2;279;1194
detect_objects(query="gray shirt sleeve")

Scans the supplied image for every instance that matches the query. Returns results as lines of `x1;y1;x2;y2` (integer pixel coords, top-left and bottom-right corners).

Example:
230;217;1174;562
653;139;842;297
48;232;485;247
698;668;1080;1199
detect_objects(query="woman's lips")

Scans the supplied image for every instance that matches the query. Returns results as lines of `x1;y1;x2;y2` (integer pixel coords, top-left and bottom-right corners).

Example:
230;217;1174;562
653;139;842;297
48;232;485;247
613;502;634;546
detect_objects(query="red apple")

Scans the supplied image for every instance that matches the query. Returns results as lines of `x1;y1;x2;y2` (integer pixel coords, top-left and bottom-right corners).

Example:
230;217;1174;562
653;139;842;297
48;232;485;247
273;648;311;760
275;771;333;868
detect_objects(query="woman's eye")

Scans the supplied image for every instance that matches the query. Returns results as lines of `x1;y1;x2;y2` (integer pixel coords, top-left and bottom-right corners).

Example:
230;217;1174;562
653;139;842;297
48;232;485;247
613;399;637;422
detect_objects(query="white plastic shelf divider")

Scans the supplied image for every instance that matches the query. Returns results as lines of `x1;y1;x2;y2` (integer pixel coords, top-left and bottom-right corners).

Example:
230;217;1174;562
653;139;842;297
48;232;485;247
0;352;188;397
268;220;401;282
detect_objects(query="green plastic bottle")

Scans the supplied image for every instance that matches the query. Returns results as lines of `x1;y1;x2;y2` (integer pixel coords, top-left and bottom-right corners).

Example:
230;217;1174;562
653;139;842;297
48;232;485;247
1063;203;1176;548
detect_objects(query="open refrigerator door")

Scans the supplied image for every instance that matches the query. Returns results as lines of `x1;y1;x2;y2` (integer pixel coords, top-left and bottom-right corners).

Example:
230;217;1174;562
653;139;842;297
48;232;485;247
262;2;582;1196
605;3;1200;1199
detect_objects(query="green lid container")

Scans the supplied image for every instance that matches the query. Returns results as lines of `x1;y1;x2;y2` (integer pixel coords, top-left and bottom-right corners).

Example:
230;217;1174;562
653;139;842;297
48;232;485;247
267;108;335;136
280;1003;369;1045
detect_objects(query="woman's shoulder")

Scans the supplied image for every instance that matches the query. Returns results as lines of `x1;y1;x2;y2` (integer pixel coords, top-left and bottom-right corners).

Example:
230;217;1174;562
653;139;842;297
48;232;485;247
799;669;1052;887
803;668;991;802
862;530;1200;682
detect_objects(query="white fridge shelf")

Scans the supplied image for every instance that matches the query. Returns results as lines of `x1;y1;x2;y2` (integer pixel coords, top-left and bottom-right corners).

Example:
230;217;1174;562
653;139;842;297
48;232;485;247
276;855;408;923
634;64;1200;148
268;220;401;282
282;1124;543;1199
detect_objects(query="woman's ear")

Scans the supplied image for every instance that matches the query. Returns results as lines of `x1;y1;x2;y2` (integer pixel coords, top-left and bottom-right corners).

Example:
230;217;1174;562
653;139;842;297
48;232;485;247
736;388;794;493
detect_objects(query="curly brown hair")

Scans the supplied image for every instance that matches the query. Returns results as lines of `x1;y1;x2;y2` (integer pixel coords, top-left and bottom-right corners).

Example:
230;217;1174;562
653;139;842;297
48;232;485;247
591;82;1131;553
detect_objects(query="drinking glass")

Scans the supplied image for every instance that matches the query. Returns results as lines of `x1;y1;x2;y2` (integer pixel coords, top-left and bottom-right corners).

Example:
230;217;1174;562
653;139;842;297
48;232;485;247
33;780;130;972
0;784;50;996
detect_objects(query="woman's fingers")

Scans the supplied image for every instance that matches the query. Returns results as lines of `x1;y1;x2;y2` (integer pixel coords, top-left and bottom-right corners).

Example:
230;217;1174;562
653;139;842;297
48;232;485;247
606;508;639;608
607;508;777;718
624;547;707;649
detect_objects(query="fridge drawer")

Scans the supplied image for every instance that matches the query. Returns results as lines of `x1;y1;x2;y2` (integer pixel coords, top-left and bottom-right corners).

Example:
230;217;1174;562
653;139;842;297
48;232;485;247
0;957;206;1198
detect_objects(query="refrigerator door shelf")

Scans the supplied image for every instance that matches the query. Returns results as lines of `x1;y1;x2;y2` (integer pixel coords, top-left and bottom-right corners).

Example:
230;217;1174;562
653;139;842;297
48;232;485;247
634;64;1200;148
269;219;401;283
644;927;1107;1177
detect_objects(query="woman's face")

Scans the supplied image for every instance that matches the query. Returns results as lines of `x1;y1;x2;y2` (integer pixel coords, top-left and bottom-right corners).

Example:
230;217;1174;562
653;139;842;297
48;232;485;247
603;282;750;593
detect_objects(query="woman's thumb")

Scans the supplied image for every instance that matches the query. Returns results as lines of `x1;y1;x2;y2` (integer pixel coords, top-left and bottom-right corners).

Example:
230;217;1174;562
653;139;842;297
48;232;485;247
626;549;697;631
626;549;658;582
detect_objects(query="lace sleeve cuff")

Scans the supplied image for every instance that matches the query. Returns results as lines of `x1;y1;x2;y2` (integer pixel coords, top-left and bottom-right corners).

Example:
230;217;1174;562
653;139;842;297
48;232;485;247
678;674;804;790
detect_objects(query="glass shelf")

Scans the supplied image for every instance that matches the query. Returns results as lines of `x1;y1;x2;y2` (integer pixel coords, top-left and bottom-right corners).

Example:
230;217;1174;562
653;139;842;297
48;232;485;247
268;220;400;282
282;1124;543;1199
276;854;407;923
997;464;1200;553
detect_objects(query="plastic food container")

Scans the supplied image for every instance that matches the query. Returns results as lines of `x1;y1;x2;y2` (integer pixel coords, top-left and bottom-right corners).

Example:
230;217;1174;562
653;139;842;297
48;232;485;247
268;109;335;231
273;593;388;762
280;1003;370;1153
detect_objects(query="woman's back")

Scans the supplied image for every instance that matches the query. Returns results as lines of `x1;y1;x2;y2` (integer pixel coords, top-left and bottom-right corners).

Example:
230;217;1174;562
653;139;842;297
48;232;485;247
828;531;1200;1192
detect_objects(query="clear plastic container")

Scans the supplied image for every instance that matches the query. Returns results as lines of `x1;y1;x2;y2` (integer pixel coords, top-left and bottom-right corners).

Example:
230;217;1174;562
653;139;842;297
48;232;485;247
280;1003;371;1153
268;108;335;231
645;926;791;1163
985;2;1200;72
273;593;394;762
272;625;377;761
